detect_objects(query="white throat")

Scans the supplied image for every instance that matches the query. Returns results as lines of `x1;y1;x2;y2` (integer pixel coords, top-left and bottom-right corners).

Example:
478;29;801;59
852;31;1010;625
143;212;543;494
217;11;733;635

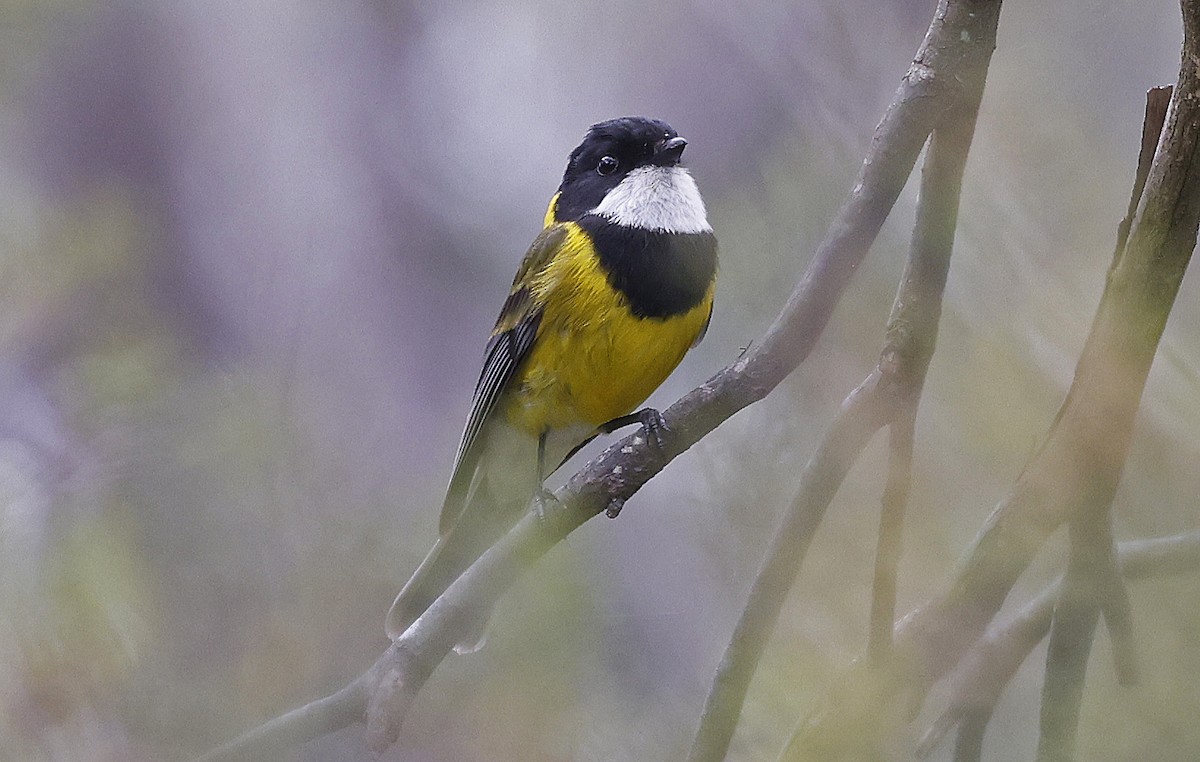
592;166;712;234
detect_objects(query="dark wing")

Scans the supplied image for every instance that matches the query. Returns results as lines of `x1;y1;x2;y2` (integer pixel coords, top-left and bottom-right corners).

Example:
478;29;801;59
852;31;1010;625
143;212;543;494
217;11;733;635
691;300;713;348
438;224;568;533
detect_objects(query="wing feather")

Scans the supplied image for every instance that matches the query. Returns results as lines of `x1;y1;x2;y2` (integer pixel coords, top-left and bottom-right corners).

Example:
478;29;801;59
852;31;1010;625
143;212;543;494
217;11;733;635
691;300;713;348
438;225;567;532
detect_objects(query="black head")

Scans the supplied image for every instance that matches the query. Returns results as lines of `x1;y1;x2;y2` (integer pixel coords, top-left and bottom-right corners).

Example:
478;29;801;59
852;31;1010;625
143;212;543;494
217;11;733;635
552;116;688;223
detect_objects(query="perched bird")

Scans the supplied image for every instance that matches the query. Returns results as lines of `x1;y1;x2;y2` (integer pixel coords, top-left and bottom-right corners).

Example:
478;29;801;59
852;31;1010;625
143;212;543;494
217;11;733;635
386;116;718;646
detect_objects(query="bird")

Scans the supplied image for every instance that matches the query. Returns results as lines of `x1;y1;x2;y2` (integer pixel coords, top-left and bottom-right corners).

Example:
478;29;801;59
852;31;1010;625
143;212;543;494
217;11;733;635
385;116;718;647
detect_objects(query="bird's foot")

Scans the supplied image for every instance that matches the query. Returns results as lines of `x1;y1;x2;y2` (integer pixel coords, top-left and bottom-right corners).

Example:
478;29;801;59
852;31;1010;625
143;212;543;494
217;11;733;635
599;407;669;450
605;496;626;519
533;487;560;524
636;408;668;450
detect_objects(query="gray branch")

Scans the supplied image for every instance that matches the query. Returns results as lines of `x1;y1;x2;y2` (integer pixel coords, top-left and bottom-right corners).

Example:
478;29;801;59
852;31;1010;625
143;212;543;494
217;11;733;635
1034;82;1172;762
192;1;993;758
688;3;1000;758
917;531;1200;760
786;3;1200;758
194;1;1200;759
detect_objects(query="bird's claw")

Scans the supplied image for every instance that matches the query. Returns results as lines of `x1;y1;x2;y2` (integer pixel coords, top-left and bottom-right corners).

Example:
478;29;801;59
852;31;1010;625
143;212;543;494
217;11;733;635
637;408;669;450
534;487;560;524
605;496;626;519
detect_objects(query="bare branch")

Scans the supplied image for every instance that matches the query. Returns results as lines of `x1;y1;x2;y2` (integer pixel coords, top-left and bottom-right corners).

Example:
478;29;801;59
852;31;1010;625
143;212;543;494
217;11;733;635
792;8;1200;757
870;410;915;664
192;3;1200;760
953;710;992;762
1037;550;1102;762
688;3;1000;757
1095;541;1138;687
909;19;1200;701
194;682;367;762
688;370;891;762
191;2;999;758
1114;86;1174;265
1034;83;1174;762
917;530;1200;759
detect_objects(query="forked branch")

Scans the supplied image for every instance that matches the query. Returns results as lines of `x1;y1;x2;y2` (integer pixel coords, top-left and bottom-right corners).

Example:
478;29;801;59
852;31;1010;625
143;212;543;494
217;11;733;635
917;531;1200;761
194;1;999;758
787;5;1200;758
690;74;993;762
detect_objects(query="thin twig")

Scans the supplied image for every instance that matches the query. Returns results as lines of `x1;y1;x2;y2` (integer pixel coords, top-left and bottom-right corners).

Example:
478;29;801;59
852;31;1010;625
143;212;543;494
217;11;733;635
953;709;992;762
194;682;368;762
775;112;990;762
1082;85;1172;688
1033;84;1174;762
687;371;892;762
191;1;987;758
1037;520;1134;760
915;582;1058;758
1037;544;1102;762
688;6;999;753
1095;532;1138;686
916;530;1200;759
869;375;916;663
1114;86;1175;266
792;8;1200;756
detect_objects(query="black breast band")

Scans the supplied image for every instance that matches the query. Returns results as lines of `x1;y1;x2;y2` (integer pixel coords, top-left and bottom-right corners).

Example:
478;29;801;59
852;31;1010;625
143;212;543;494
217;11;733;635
577;216;717;319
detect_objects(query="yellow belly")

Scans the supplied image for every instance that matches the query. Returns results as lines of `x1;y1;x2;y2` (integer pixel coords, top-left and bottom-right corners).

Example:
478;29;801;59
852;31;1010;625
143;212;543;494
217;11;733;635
503;224;713;433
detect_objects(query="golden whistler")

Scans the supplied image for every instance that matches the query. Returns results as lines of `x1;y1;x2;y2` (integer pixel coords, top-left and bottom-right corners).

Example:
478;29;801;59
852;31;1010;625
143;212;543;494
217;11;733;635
387;117;718;648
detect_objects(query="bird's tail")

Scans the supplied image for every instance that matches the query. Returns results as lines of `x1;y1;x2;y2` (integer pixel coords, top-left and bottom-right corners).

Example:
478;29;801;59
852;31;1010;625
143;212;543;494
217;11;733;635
384;480;526;651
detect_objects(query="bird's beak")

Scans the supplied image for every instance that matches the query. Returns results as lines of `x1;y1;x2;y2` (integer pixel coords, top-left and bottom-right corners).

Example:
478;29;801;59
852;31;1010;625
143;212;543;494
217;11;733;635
653;136;688;166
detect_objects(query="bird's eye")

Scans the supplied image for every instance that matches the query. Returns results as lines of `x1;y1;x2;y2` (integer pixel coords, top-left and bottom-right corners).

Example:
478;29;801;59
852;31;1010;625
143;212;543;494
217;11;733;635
597;156;619;176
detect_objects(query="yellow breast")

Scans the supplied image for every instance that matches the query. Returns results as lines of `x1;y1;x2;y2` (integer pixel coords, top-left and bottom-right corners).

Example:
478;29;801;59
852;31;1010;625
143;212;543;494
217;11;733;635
503;223;713;433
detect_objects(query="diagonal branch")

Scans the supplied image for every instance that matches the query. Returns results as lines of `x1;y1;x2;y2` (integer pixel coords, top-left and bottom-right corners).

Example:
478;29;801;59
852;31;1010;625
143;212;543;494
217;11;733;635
1034;83;1172;762
688;4;1000;756
870;408;916;664
789;5;1200;757
191;3;998;760
688;369;891;762
774;113;989;762
916;530;1200;761
1037;545;1104;762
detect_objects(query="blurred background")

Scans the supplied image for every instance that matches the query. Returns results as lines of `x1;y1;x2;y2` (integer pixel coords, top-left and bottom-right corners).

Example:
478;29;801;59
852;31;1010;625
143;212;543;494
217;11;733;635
1;0;1197;759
